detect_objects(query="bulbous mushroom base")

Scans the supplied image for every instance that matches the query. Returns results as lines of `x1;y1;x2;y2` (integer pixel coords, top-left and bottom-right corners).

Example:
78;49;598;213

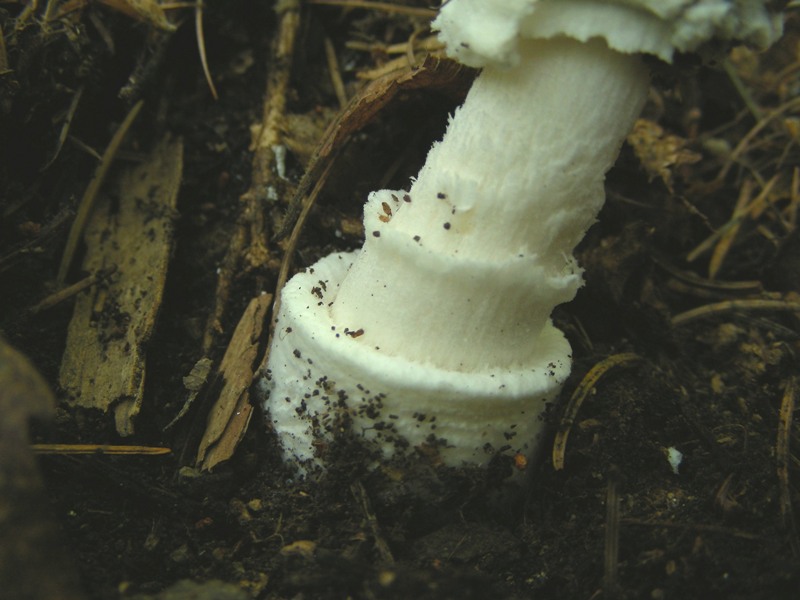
260;251;571;474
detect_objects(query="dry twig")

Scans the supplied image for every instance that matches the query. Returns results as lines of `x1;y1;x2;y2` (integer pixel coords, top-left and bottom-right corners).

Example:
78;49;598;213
307;0;436;18
715;97;800;185
202;0;300;354
28;266;116;314
671;298;800;326
776;377;800;558
552;353;642;471
352;481;395;564
31;444;171;455
194;1;218;100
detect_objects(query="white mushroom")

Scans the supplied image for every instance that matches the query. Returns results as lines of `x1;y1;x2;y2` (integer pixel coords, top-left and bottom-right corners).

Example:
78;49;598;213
260;0;782;474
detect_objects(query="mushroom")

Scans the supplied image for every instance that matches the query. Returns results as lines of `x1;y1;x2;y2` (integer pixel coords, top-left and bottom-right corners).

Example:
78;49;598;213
260;1;782;474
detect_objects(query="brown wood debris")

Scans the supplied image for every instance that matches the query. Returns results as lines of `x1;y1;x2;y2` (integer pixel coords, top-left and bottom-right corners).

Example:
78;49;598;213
196;292;272;471
59;135;183;436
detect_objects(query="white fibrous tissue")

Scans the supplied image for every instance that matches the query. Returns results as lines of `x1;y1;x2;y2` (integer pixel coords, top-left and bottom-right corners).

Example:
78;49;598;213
435;0;782;66
263;248;572;471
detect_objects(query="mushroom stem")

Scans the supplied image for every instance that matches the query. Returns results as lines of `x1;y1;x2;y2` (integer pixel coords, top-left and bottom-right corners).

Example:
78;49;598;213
332;37;648;371
262;36;649;471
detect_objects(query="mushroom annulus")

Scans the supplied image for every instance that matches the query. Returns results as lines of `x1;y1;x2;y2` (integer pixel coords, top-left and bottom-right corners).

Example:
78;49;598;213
260;1;782;475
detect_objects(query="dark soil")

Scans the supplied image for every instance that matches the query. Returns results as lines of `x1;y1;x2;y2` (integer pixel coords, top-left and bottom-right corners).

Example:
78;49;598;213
1;2;799;599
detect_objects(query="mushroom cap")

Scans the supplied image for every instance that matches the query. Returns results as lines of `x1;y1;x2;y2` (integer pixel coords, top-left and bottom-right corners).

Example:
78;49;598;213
434;0;783;67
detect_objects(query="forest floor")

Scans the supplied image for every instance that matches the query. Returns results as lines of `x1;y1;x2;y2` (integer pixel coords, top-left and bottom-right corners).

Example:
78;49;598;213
1;2;800;599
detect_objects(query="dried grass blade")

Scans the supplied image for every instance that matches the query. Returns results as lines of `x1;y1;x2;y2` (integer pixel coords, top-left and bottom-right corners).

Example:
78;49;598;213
777;377;800;558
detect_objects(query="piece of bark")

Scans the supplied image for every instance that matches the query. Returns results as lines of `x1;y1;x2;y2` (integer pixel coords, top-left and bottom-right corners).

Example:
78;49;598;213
0;338;87;600
196;293;272;470
59;136;183;435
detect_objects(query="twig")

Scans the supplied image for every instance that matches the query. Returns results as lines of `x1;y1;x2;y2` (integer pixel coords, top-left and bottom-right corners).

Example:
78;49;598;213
621;517;762;540
345;36;443;56
56;100;143;285
0;23;9;73
653;254;762;298
351;480;395;563
716;97;800;184
28;266;115;314
686;175;780;276
671;298;800;326
202;0;300;353
789;166;799;229
552;353;642;471
324;35;348;109
722;58;763;121
195;1;218;100
776;377;800;558
307;0;436;18
31;444;171;455
67;135;104;161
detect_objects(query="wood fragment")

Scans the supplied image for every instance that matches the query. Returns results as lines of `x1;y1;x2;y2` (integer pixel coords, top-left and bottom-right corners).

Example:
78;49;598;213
552;353;642;471
196;293;272;470
163;357;214;431
59;136;183;435
776;377;800;558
